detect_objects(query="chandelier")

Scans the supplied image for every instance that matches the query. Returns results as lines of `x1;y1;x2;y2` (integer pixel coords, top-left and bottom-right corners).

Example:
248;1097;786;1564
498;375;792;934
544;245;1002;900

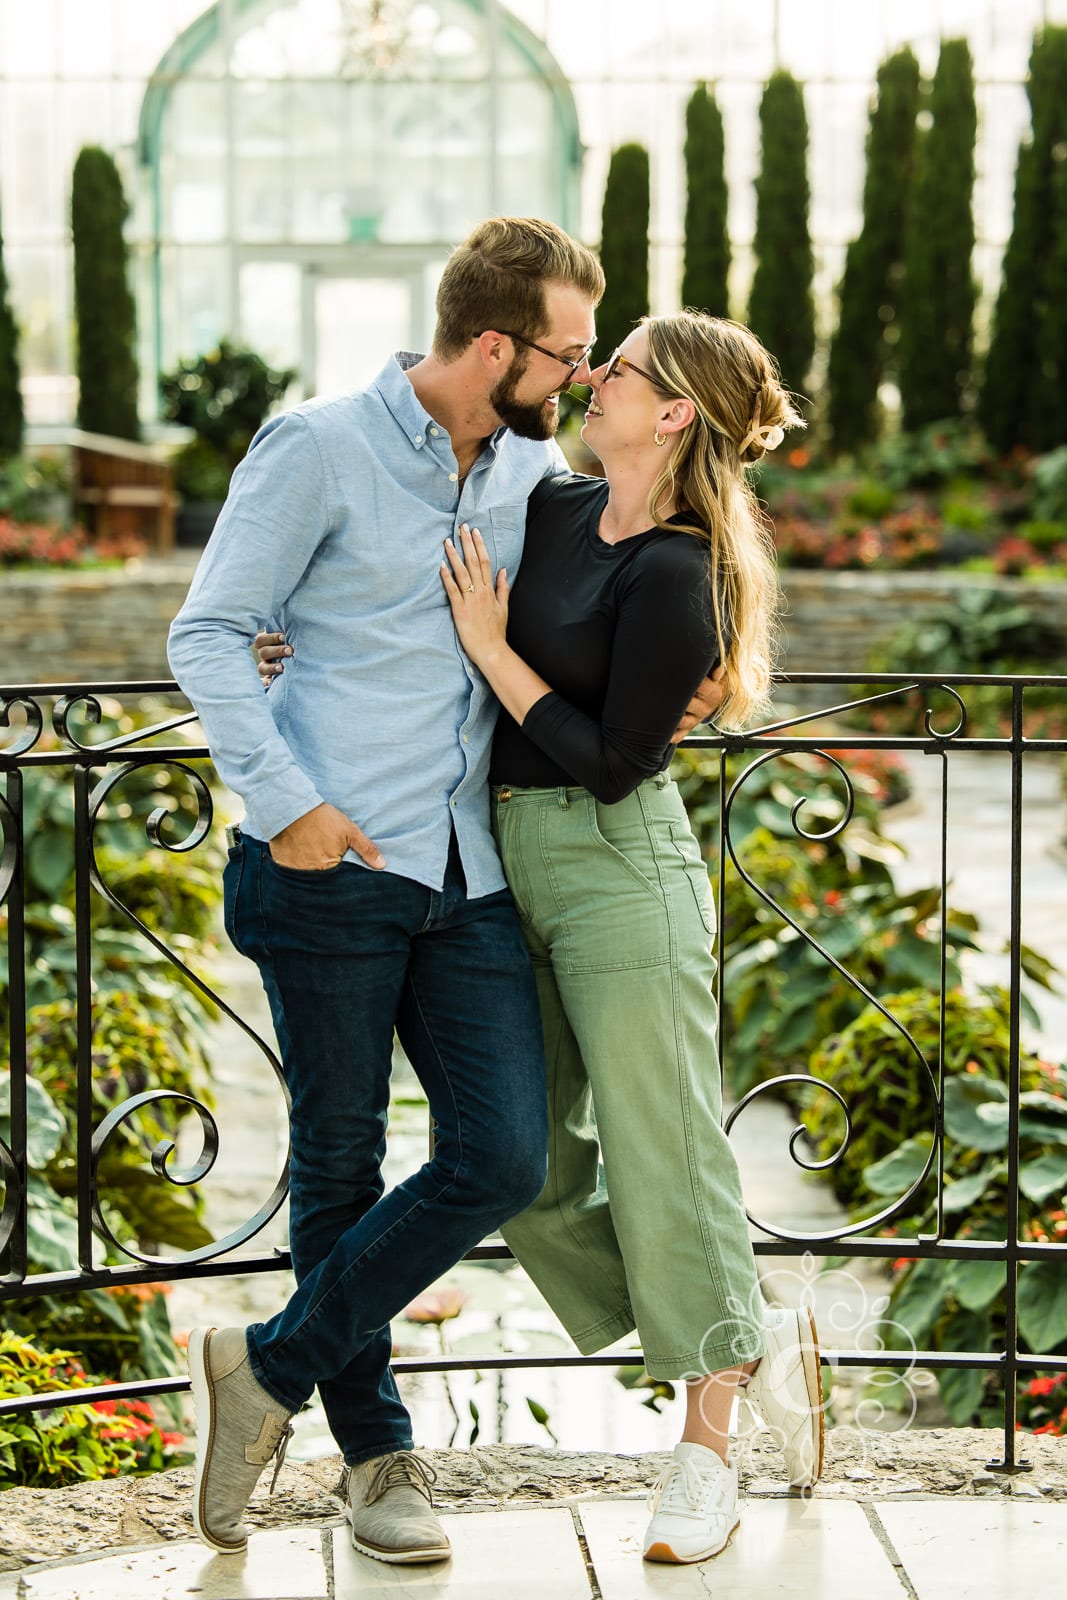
338;0;415;72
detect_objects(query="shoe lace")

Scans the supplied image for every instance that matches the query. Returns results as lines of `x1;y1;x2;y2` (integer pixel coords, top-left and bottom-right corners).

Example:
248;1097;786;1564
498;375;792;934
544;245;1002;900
266;1416;295;1495
365;1450;438;1507
647;1456;727;1516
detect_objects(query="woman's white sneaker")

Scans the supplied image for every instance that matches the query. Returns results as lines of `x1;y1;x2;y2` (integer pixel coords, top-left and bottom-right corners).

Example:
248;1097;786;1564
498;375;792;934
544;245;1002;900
742;1304;825;1488
642;1442;740;1564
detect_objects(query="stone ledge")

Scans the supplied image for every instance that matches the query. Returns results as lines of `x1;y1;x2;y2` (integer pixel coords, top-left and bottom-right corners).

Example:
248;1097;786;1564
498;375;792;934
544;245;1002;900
2;1431;1065;1574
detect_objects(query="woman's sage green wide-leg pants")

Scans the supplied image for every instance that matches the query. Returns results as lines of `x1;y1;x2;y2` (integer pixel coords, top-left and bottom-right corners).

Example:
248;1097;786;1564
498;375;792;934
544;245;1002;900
492;772;763;1380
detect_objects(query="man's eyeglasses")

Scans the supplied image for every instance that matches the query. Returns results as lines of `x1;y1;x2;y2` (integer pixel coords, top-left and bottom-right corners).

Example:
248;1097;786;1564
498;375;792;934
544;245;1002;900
494;329;597;378
602;347;660;387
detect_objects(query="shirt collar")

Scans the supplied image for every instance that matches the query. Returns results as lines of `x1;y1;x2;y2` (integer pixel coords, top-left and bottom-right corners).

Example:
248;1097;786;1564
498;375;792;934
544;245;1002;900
373;351;507;459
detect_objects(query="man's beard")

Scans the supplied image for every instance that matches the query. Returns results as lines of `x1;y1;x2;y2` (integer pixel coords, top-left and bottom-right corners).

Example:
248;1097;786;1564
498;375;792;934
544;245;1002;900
489;358;561;441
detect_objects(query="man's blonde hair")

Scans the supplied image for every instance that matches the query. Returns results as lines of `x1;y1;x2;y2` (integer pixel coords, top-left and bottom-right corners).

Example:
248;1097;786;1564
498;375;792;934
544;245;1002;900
433;217;604;360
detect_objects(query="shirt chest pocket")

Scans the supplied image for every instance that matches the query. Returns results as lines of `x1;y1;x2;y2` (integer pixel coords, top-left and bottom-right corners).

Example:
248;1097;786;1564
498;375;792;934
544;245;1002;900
479;503;527;577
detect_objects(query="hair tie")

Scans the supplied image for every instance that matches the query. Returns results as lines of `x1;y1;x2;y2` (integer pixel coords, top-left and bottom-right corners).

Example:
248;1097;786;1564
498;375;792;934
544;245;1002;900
737;391;784;456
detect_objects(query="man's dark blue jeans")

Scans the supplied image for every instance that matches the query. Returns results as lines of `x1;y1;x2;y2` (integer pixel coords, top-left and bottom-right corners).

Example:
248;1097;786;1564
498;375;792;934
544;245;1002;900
223;830;548;1466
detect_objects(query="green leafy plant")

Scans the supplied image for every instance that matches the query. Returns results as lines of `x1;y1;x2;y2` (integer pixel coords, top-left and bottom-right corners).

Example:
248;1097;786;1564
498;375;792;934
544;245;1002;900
0;452;69;521
168;436;234;502
802;986;1054;1210
1031;445;1067;522
1;703;225;1440
0;1332;188;1487
160;340;295;499
865;1052;1067;1425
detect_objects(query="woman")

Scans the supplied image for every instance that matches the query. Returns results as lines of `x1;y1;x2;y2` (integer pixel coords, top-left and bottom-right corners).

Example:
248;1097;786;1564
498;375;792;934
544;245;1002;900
258;313;822;1566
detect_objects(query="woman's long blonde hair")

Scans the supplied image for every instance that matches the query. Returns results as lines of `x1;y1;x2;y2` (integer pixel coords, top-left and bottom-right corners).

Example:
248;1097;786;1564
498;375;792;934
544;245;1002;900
640;312;803;727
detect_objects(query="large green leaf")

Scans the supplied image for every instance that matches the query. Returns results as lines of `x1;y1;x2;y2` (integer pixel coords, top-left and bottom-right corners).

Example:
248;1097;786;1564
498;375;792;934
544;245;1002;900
0;1074;66;1166
942;1161;1005;1214
863;1135;932;1197
948;1258;1006;1312
943;1075;1009;1152
24;1176;79;1272
1018;1152;1067;1205
976;1100;1067;1149
886;1258;946;1344
937;1307;992;1423
1017;1258;1067;1353
26;829;74;900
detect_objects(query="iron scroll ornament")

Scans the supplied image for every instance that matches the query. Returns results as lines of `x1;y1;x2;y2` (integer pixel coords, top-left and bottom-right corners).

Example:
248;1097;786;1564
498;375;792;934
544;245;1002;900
83;755;291;1268
719;745;941;1242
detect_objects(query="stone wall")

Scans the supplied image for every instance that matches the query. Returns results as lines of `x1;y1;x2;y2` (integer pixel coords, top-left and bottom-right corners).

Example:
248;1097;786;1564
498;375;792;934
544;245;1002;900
778;569;1067;678
1;558;201;685
3;560;1066;687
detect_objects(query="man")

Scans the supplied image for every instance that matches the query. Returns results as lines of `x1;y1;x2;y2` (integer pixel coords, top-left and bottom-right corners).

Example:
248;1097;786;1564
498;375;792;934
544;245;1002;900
169;218;608;1565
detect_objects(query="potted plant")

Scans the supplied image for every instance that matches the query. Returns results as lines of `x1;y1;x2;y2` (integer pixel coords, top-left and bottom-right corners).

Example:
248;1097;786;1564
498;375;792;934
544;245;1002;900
160;341;295;546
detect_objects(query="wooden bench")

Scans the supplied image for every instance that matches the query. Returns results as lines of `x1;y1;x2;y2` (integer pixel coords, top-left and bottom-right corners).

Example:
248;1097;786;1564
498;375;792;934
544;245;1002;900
68;431;179;554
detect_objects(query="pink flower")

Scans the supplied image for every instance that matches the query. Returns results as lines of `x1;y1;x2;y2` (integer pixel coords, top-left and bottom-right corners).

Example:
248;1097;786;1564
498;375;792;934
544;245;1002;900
402;1287;468;1325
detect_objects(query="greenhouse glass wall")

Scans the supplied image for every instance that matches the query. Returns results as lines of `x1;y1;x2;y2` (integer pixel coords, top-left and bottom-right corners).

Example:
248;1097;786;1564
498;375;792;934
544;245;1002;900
1;0;1065;425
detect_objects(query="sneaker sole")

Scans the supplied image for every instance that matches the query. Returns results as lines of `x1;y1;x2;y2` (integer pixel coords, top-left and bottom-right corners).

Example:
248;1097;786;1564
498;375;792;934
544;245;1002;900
346;1509;451;1565
644;1515;740;1564
189;1326;248;1556
796;1304;825;1487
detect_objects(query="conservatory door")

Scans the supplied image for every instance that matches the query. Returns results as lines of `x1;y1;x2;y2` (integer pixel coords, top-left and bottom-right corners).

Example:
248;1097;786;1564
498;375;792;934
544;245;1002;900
305;273;415;398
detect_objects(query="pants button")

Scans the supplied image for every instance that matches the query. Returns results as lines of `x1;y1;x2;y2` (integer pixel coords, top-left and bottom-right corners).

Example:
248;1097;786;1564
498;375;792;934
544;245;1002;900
498;788;512;803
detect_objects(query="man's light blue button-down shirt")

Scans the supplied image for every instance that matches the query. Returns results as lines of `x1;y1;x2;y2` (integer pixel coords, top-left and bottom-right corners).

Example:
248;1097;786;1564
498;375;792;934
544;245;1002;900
168;353;567;897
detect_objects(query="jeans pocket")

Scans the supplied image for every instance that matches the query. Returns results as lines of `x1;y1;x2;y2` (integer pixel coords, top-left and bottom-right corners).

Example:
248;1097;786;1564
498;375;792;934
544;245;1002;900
265;851;345;881
669;822;716;936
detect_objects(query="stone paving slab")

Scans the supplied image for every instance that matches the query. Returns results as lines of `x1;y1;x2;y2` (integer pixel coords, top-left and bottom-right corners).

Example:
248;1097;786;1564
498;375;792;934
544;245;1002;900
331;1508;590;1598
876;1501;1067;1600
19;1528;327;1599
580;1498;906;1599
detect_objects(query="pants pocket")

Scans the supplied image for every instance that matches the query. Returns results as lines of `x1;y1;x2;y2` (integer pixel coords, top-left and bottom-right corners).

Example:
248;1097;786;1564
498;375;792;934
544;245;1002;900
588;798;664;904
669;821;716;936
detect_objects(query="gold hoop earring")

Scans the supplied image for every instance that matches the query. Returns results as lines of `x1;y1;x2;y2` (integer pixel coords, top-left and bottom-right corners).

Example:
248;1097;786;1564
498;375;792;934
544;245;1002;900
654;429;667;447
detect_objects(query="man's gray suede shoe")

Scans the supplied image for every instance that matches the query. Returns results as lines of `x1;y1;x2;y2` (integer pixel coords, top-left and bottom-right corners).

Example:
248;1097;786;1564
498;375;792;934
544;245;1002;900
188;1325;294;1554
346;1450;452;1564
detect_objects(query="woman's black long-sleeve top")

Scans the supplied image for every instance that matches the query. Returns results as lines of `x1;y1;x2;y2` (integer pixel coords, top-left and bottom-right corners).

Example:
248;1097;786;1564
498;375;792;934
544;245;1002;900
488;473;722;805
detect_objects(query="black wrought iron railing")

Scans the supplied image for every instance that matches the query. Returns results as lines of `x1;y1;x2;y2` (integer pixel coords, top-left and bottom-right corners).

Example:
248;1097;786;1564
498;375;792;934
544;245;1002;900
2;674;1065;1471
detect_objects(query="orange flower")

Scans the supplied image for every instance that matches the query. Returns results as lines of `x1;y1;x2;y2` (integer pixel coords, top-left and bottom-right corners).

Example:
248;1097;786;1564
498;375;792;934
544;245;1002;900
788;448;810;469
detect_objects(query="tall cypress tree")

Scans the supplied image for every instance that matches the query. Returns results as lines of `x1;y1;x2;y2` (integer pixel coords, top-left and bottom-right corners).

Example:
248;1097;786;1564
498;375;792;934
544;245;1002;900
681;84;730;317
0;198;23;457
71;146;140;440
595;143;651;361
825;48;921;454
980;27;1067;452
897;39;977;430
748;71;815;398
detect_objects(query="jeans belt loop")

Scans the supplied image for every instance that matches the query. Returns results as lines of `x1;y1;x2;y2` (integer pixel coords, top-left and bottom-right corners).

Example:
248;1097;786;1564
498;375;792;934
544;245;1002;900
556;786;570;809
654;770;669;789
